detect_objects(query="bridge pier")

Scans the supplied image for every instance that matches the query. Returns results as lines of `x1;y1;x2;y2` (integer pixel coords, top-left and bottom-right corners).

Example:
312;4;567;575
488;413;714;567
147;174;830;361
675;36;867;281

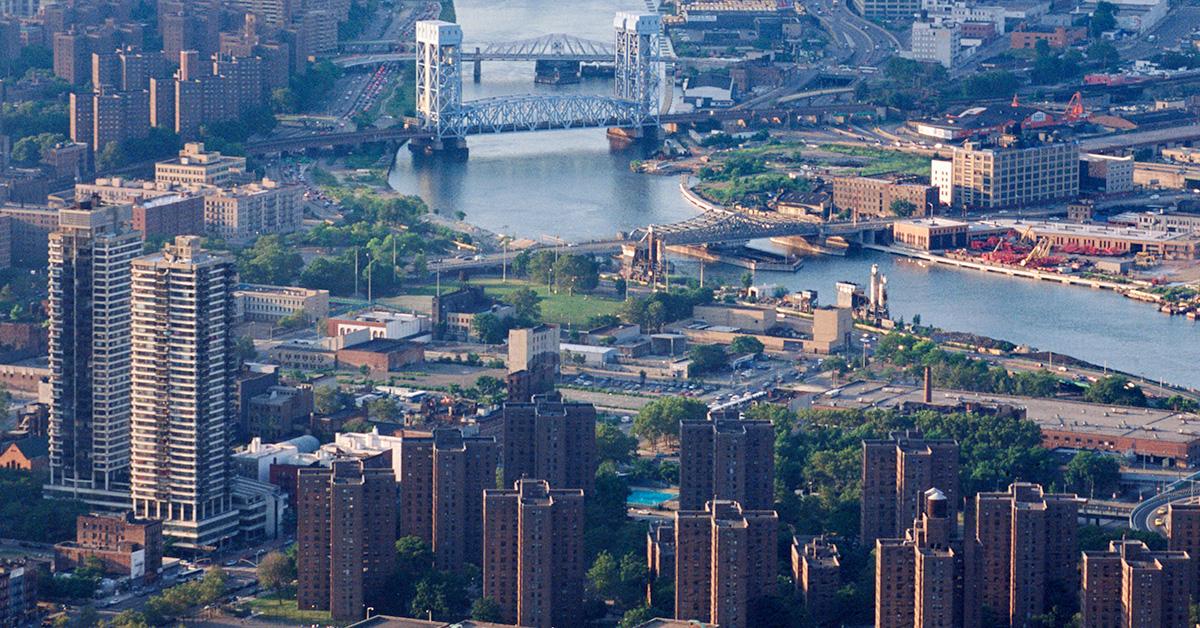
606;124;659;142
473;47;481;83
408;136;469;158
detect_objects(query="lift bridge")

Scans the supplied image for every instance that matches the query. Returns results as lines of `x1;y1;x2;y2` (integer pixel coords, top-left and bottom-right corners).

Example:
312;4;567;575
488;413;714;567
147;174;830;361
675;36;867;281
415;13;663;148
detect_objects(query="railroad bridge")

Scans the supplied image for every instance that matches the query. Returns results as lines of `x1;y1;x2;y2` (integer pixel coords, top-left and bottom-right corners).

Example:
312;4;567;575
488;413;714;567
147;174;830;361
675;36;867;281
414;13;663;149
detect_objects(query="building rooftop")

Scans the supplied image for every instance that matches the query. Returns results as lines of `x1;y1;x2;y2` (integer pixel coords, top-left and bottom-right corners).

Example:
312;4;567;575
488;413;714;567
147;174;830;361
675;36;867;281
990;218;1195;243
337;338;421;353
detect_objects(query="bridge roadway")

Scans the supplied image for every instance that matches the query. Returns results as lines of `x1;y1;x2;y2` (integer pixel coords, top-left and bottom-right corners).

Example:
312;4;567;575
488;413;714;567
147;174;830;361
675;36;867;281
244;103;877;154
335;33;616;68
428;215;893;273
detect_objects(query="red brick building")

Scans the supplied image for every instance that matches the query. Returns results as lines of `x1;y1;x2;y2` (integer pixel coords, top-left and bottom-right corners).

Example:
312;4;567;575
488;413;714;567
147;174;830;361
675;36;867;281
963;483;1083;627
1081;540;1191;628
674;500;777;627
1166;503;1200;601
132;194;204;239
297;457;397;622
0;437;47;472
678;409;774;512
483;479;585;628
861;431;959;546
500;397;596;494
54;513;163;583
1010;26;1086;49
335;338;424;375
397;428;497;571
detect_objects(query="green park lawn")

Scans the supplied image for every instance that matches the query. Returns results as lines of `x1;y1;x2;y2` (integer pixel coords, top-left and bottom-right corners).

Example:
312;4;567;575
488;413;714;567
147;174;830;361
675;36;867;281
381;278;624;326
245;595;333;624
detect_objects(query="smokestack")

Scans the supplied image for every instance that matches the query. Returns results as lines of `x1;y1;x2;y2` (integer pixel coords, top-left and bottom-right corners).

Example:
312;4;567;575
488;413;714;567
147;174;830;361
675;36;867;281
923;366;932;404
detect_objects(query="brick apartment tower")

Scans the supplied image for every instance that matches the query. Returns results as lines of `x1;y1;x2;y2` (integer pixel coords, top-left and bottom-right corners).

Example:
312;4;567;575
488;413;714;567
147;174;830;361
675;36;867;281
46;202;142;510
296;457;397;622
397;427;497;570
129;236;239;549
483;479;585;628
963;482;1083;628
793;535;841;626
646;520;675;609
1166;502;1200;602
506;325;559;402
674;500;778;628
500;396;596;493
861;430;959;546
875;488;960;628
678;409;774;511
1081;539;1191;628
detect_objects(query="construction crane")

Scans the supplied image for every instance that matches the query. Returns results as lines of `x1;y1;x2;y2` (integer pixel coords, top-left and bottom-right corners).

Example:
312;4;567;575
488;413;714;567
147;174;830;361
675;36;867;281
1014;224;1052;267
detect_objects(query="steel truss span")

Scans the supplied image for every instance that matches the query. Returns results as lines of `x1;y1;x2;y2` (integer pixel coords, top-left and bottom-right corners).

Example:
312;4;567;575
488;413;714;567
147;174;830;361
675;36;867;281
649;211;821;246
475;34;613;62
444;95;653;136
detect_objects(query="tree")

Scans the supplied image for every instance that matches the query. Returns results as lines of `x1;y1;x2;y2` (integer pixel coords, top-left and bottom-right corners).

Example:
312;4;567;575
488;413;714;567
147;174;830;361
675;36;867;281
256;551;296;595
1090;0;1118;37
368;396;401;421
596;421;638;464
472;312;509;344
729;335;765;356
632;397;708;451
741;271;754;289
470;597;502;622
587;551;620;599
509;286;542;322
687;344;727;376
96;141;127;171
553;254;600;295
1084;375;1146;407
1065;451;1120;498
238;235;304;285
10;132;66;166
1087;40;1121;71
314;386;345;415
890;199;917;217
619;606;657;628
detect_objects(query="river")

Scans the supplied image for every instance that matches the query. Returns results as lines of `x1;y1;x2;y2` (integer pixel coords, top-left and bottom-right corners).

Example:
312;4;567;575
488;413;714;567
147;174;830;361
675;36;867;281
388;0;1200;389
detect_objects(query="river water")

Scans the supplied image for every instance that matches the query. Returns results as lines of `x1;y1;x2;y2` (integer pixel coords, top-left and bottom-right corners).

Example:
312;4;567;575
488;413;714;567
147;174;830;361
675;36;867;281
389;0;1200;388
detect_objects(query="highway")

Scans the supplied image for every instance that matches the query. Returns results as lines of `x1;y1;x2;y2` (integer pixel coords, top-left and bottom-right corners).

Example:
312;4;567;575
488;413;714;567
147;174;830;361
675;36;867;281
1130;476;1200;533
809;0;900;67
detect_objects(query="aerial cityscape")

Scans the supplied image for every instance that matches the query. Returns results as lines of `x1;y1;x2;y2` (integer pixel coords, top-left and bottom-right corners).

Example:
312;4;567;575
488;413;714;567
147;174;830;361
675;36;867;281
0;0;1197;626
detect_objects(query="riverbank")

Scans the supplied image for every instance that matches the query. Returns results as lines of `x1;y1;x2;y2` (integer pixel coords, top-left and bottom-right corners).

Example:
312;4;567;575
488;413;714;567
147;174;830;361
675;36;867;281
864;243;1200;317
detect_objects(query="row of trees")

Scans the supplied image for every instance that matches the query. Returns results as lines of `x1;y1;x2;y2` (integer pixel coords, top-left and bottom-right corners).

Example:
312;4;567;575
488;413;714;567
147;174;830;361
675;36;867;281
511;250;601;295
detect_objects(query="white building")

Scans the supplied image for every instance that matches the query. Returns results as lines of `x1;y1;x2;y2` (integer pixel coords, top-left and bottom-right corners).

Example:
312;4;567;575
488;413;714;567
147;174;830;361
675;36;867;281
326;310;431;340
45;203;143;510
560;343;618;366
232;435;322;483
130;236;240;550
931;159;954;206
909;19;962;68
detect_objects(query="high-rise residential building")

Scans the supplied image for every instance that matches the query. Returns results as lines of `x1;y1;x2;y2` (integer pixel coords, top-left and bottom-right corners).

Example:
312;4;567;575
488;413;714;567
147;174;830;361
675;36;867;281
483;479;585;628
909;18;962;69
1166;503;1200;601
963;482;1083;627
861;431;959;546
852;0;919;19
793;535;841;627
832;175;937;220
0;0;38;17
875;488;960;628
500;396;596;494
154;142;247;187
45;201;142;509
674;500;777;628
398;427;497;571
506;325;559;402
54;30;91;85
678;409;774;512
201;178;304;242
129;236;239;549
951;135;1080;209
297;457;397;622
1081;539;1191;628
646;519;675;608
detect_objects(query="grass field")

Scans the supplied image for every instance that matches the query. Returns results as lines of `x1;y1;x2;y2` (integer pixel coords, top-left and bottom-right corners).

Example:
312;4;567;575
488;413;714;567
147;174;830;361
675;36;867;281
382;278;624;326
245;596;333;624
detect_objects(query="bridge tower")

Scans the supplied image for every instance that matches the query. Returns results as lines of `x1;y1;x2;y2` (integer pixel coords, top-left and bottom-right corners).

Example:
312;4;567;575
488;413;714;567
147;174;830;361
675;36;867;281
613;12;661;129
415;20;466;149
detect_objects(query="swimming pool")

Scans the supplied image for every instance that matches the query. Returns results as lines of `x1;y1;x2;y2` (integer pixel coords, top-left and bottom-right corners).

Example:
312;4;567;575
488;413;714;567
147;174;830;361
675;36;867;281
627;488;678;508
